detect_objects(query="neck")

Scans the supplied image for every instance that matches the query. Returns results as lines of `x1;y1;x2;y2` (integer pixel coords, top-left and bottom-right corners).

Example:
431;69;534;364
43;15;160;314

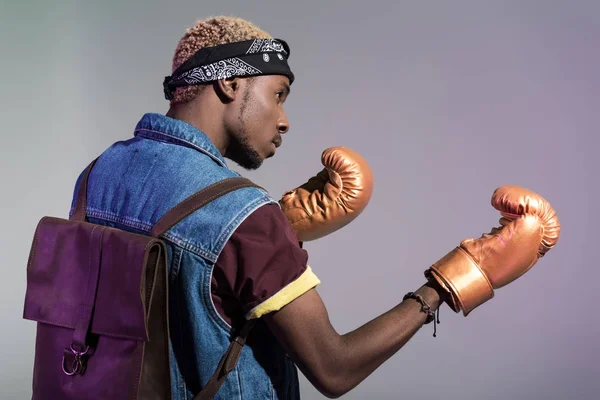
165;96;229;154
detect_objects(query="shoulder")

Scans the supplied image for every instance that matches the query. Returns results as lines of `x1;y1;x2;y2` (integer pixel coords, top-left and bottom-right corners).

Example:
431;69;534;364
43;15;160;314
72;144;279;261
165;182;278;262
217;203;319;319
236;202;296;237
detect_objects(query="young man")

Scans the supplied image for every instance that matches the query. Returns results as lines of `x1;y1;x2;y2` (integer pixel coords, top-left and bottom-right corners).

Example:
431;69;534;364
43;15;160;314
71;16;560;400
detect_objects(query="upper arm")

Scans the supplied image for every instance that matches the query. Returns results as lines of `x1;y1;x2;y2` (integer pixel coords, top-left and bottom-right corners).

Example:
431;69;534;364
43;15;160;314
219;203;344;396
263;288;344;398
218;203;320;319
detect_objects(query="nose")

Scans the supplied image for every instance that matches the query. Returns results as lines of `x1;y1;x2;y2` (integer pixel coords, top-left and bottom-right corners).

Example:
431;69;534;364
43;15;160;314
277;112;290;134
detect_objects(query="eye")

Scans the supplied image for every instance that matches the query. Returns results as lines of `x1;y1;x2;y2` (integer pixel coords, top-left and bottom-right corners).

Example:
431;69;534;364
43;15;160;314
275;85;290;103
276;90;285;102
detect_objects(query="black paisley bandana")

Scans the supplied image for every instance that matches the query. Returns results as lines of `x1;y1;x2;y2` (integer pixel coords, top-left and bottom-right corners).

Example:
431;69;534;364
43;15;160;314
163;38;294;100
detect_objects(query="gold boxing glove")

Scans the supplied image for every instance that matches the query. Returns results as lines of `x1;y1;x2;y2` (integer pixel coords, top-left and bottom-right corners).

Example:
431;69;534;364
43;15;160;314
279;147;374;242
425;185;561;316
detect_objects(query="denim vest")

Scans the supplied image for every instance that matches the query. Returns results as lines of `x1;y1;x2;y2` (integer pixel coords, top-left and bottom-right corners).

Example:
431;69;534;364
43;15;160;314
69;113;300;399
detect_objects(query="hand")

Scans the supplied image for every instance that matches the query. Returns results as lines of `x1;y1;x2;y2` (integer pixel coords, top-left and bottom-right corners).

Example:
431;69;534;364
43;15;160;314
425;185;561;316
279;146;374;242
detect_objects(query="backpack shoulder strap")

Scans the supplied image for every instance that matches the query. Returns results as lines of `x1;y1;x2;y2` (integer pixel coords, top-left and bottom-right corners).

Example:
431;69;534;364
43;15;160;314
149;176;264;399
149;177;263;238
193;319;256;400
70;158;99;221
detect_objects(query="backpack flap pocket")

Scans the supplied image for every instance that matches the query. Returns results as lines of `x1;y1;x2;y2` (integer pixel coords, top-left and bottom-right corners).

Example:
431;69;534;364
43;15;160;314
23;216;166;340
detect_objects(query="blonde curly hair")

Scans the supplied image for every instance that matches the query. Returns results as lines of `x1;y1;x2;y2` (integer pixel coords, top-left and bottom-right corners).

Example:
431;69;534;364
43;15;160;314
169;16;272;105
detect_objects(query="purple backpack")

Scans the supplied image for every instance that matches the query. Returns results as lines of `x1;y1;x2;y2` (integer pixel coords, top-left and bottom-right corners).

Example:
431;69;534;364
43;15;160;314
23;158;259;400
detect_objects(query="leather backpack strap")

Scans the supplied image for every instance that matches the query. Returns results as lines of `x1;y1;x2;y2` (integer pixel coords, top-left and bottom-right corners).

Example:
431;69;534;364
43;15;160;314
193;319;256;400
149;177;264;238
70;158;99;221
148;177;264;399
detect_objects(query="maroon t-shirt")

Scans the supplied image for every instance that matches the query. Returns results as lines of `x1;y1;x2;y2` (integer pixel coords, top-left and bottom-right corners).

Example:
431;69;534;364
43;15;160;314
211;203;320;326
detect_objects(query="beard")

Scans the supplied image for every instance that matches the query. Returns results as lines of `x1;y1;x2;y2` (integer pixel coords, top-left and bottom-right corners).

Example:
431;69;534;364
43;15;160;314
223;80;264;170
225;129;263;170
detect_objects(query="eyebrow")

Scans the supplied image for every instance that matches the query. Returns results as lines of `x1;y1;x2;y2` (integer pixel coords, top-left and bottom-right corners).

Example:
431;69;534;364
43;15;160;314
282;82;291;96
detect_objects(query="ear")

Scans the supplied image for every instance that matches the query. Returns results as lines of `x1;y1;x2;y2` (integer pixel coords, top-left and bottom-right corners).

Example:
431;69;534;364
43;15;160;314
214;77;241;102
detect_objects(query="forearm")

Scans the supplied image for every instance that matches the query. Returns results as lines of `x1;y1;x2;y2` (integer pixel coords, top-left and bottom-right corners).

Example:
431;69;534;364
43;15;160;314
266;279;449;398
330;280;447;394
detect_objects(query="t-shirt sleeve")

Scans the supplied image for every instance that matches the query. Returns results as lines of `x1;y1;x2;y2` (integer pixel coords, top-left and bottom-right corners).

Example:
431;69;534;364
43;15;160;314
215;203;320;320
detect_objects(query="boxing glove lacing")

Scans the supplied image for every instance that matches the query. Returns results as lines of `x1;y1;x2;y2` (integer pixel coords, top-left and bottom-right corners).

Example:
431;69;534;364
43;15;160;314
403;292;440;337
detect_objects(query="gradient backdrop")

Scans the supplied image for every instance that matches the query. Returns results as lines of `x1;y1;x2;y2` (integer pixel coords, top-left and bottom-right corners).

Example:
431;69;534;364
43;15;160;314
2;1;598;399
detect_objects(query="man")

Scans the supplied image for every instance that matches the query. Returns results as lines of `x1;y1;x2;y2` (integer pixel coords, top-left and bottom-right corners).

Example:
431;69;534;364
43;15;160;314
71;16;560;399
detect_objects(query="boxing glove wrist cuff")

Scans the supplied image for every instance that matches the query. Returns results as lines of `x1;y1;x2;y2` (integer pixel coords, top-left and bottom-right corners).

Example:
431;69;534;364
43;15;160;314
426;246;495;316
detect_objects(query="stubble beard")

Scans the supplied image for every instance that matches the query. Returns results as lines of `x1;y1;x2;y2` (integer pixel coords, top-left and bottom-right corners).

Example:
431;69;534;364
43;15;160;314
224;85;264;171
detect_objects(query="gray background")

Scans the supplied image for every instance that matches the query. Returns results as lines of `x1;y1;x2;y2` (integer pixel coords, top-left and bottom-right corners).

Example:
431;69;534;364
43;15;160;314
1;1;598;399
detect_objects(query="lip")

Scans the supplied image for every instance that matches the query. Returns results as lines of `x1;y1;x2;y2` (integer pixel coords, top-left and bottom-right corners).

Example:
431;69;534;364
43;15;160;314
272;136;282;148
